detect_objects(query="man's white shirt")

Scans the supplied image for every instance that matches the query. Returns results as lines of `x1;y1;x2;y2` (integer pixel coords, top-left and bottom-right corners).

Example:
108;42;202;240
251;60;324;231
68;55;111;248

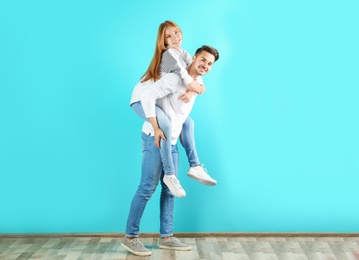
136;73;203;145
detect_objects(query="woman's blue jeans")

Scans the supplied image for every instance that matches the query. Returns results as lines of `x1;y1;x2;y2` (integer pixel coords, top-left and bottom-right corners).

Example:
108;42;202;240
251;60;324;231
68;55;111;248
131;101;200;173
125;132;178;238
180;117;200;167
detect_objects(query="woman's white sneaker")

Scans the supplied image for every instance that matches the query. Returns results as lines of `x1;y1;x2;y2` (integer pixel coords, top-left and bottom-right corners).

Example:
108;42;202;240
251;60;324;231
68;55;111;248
187;165;217;186
163;174;186;197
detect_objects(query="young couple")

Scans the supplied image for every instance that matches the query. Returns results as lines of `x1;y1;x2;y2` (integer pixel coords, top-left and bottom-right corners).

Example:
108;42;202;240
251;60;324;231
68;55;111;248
122;20;220;256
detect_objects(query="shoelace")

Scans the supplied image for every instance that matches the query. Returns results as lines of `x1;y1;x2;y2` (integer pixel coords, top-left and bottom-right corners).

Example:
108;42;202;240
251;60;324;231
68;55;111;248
131;238;144;248
169;237;180;243
168;176;183;190
200;164;208;173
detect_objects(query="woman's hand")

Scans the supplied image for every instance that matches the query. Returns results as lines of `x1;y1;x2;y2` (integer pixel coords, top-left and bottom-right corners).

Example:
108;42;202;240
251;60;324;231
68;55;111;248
186;81;205;94
178;90;196;103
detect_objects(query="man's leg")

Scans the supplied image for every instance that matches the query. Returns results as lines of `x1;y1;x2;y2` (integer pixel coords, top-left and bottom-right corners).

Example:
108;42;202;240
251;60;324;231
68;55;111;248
122;132;162;256
158;144;191;251
159;145;177;238
181;117;217;186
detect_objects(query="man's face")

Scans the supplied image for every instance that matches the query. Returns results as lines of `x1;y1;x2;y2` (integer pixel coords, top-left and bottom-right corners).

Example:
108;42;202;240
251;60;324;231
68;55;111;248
192;51;215;76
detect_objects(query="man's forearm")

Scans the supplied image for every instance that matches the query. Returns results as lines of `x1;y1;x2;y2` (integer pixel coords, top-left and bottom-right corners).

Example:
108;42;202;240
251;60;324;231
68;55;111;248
141;100;156;118
148;117;160;130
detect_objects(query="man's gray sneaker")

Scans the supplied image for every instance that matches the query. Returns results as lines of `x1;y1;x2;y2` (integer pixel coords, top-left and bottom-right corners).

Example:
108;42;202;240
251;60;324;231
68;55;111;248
121;238;152;256
159;237;192;251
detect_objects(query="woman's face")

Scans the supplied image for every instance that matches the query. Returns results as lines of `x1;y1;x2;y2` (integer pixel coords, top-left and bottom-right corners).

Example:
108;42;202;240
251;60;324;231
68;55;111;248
164;26;182;50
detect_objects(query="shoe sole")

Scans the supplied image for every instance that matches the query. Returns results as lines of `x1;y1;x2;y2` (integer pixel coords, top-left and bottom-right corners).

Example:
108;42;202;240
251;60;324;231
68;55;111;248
159;244;192;251
187;173;217;186
121;243;152;256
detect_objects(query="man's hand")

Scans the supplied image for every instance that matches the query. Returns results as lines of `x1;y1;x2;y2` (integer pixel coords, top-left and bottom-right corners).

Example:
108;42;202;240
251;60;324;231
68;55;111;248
154;128;166;149
148;117;166;148
178;90;196;103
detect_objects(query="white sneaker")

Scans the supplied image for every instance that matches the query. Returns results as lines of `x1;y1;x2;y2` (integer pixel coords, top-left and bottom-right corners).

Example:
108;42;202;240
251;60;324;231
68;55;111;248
163;174;186;198
187;165;217;186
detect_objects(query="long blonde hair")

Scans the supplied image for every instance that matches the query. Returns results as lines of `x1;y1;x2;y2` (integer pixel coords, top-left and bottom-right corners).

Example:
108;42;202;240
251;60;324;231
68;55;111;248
141;20;182;82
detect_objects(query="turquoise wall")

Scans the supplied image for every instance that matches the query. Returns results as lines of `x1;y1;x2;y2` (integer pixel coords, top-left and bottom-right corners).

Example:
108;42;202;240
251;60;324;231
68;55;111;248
1;0;359;233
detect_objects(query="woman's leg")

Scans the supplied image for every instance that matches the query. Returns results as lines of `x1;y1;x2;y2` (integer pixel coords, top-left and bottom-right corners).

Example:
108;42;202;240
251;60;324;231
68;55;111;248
131;102;185;197
180;117;217;186
131;101;175;174
180;117;200;166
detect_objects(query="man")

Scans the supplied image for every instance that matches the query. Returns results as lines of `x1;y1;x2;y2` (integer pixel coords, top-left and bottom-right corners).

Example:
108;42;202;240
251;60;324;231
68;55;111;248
122;46;219;256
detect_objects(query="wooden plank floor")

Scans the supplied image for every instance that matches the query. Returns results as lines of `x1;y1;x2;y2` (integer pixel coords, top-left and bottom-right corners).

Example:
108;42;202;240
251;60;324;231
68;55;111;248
1;235;359;260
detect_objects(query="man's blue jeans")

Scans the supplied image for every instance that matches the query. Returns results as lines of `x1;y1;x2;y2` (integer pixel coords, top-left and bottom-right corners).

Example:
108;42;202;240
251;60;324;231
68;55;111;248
125;132;179;238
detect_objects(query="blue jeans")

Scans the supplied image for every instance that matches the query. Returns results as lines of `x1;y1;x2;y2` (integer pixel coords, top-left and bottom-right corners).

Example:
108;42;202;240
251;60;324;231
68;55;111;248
131;101;200;172
125;132;178;238
180;117;200;167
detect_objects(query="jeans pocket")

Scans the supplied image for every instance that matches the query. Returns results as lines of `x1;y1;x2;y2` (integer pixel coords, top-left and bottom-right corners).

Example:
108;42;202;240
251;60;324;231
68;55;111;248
142;133;154;152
